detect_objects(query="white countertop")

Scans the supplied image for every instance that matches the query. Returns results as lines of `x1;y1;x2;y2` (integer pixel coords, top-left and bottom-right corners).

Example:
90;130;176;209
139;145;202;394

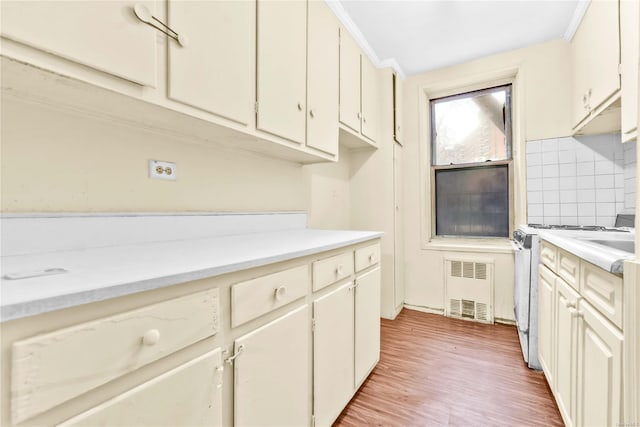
1;228;382;322
538;229;635;273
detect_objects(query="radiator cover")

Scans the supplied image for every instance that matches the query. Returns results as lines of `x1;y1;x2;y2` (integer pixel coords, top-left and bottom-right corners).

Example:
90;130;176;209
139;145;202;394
444;258;494;323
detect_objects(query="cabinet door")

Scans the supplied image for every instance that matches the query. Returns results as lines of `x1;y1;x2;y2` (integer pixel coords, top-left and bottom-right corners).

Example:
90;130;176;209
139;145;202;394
394;144;405;310
256;0;307;143
577;300;623;427
313;282;355;427
167;0;253;125
306;0;339;155
0;1;156;87
621;0;639;142
354;267;381;386
538;265;555;387
360;55;378;142
59;349;224;426
234;305;311;427
339;29;362;133
554;278;580;427
394;74;404;144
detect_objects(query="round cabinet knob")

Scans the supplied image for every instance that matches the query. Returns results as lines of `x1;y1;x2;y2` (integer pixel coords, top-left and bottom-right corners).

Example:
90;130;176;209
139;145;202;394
274;286;287;301
142;329;160;346
369;254;375;263
309;109;315;118
336;265;344;275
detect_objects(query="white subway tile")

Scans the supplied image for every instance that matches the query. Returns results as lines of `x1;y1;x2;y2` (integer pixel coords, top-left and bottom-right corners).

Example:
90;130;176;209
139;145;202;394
528;191;543;204
576;161;595;176
557;137;576;150
545;216;561;224
543;164;559;178
542;150;559;164
543;177;560;191
615;188;624;202
527;152;542;166
576;176;595;189
527;165;542;179
559;190;577;203
594;160;614;175
595;217;615;227
528;204;544;216
596;202;616;217
577;202;596;216
576;148;595;162
577;216;596;226
543;191;560;204
526;140;542;153
616;202;625;213
560;216;578;226
558;150;577;164
625;193;636;208
577;188;596;202
615;174;625;188
625;178;636;193
560;203;578;217
624;166;636;179
595;175;614;189
559;177;577;190
595;188;615;202
559;163;577;177
542;139;558;152
528;178;543;192
544;204;560;216
528;216;544;224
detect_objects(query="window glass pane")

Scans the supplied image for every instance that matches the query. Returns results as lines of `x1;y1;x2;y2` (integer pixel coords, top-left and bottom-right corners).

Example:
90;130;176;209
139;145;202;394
435;165;509;237
431;86;511;166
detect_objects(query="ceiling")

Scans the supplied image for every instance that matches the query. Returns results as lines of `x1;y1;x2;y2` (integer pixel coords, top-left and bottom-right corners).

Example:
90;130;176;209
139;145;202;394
333;0;586;76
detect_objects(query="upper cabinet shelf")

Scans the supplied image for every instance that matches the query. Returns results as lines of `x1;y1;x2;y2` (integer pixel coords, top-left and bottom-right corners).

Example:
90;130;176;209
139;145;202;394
0;0;366;164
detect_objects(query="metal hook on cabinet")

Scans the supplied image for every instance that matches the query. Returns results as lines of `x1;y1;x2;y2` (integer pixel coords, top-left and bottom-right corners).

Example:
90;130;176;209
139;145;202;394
224;344;244;365
133;4;188;47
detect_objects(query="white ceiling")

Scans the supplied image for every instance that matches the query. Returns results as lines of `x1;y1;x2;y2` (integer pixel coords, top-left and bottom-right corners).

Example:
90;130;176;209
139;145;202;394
333;0;586;76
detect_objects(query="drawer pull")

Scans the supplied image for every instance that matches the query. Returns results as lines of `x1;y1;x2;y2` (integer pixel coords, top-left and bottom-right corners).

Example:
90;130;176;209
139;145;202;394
336;265;344;275
142;329;160;346
225;345;244;365
369;254;375;263
274;286;287;301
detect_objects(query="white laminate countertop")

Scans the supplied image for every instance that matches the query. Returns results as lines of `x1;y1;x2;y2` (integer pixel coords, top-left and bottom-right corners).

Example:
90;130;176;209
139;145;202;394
538;229;635;274
1;229;382;322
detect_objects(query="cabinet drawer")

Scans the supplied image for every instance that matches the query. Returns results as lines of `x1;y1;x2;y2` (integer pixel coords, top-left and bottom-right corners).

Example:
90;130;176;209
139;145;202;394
313;251;354;292
355;243;381;272
580;261;623;329
231;265;308;327
540;240;558;271
11;289;219;424
557;249;580;291
58;349;224;426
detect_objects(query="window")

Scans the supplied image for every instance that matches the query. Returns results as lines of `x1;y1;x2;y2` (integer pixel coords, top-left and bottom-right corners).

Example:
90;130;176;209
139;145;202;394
431;85;512;237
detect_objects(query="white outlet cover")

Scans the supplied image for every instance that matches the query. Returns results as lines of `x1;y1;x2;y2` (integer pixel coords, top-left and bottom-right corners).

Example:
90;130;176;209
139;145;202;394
149;160;177;181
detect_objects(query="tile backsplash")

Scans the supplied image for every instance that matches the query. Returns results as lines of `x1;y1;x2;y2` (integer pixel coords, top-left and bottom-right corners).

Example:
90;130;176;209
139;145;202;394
526;133;636;227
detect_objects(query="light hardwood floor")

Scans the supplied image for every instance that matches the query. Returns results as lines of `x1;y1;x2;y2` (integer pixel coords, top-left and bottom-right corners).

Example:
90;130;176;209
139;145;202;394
334;309;563;427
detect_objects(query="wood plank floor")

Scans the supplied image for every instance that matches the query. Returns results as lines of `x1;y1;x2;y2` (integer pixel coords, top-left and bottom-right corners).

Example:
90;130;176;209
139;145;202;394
334;309;563;427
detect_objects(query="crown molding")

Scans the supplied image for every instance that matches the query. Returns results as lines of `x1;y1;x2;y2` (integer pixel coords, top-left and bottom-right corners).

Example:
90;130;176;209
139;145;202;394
563;0;590;41
324;0;406;79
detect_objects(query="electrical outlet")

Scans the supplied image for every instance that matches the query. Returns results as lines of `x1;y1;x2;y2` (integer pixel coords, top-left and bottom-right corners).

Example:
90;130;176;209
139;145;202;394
149;160;176;181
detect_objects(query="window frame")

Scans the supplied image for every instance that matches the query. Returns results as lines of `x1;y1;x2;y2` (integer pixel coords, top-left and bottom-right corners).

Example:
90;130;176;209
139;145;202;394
428;84;515;239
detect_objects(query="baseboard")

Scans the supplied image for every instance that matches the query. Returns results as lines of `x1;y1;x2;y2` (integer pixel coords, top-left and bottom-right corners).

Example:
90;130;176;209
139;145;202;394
403;304;444;315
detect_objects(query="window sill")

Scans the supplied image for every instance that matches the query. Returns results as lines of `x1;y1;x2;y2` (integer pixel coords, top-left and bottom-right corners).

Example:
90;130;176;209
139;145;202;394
424;237;516;254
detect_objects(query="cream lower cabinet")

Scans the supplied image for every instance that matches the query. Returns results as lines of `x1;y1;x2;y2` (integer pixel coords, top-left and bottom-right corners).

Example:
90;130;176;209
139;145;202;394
576;299;623;427
354;267;381;386
59;349;224;426
313;282;355;427
538;240;624;427
233;305;311;427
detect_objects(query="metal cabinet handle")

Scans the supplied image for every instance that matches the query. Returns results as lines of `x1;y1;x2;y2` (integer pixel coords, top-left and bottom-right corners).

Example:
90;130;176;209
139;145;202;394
297;102;303;112
309;109;315;118
225;344;244;364
134;4;188;47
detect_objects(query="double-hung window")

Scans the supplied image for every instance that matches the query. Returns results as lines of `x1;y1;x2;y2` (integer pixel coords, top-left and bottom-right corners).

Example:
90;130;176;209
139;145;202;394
431;85;513;238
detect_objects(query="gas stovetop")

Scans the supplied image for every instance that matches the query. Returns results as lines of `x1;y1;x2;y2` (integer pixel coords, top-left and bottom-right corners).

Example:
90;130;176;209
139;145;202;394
526;224;627;232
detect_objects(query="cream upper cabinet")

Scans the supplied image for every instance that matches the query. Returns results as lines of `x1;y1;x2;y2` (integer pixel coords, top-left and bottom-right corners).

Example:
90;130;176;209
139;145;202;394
256;0;307;144
538;265;555;387
570;0;621;131
306;0;339;155
0;1;157;87
167;0;254;125
354;266;381;386
339;29;362;133
620;0;639;142
576;300;623;427
234;305;311;427
393;74;404;145
313;282;355;427
554;277;581;427
59;349;224;427
360;56;379;142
